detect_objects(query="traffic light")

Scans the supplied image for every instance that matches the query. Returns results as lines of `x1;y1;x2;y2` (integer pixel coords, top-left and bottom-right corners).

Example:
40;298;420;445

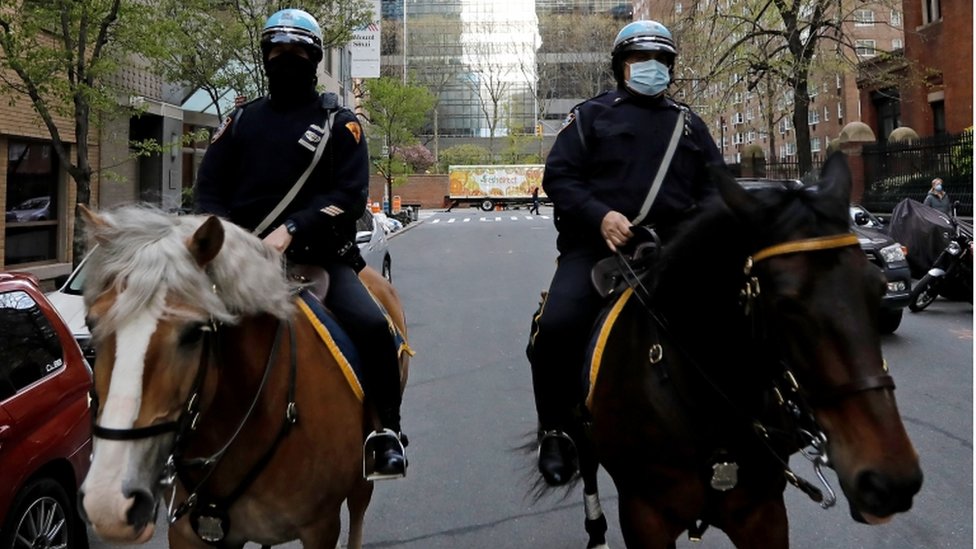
535;123;543;137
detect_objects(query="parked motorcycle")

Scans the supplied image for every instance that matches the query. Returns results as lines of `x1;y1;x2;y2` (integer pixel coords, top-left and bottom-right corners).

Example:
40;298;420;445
908;202;973;312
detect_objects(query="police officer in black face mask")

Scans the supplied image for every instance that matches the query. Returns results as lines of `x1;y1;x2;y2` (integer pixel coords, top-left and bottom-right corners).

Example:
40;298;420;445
527;20;725;486
195;9;407;481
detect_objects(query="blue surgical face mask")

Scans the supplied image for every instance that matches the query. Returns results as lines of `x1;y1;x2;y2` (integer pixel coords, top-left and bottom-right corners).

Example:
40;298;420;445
626;59;670;97
935;184;943;192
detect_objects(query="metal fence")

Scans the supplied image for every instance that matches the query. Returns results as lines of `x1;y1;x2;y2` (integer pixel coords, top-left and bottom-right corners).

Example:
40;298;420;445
861;131;973;216
727;154;825;182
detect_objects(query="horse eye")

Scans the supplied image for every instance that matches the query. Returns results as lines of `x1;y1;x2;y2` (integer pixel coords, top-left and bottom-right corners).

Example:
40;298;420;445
179;323;207;346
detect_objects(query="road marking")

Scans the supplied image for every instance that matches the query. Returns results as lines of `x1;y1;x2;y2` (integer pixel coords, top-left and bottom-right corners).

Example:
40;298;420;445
430;218;440;224
463;218;471;222
495;216;502;221
480;217;488;222
447;218;456;223
510;216;519;221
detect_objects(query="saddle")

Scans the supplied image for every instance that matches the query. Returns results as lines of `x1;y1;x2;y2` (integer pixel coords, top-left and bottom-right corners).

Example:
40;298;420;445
287;263;329;301
590;226;662;298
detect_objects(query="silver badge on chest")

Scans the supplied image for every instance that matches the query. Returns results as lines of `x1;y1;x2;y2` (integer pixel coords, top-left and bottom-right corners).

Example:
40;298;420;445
298;124;326;151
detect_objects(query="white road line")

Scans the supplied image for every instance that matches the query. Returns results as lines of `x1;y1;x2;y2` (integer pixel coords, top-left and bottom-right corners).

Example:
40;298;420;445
480;217;488;222
463;218;471;222
447;218;456;223
495;216;502;221
510;216;518;221
430;218;441;224
526;215;534;220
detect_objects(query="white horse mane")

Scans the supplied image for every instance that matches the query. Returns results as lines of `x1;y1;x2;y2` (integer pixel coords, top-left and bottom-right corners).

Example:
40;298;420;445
83;206;294;335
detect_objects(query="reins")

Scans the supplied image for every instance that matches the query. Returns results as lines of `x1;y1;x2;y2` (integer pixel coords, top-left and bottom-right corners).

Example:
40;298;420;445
616;230;890;513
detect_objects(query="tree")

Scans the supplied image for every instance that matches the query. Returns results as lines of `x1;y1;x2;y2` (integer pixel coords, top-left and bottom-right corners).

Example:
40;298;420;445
0;0;158;263
149;0;372;121
672;0;903;172
360;76;435;213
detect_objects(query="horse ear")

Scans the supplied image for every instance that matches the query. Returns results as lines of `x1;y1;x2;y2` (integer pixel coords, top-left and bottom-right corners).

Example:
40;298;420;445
711;164;761;220
817;151;852;204
78;203;111;245
187;216;225;267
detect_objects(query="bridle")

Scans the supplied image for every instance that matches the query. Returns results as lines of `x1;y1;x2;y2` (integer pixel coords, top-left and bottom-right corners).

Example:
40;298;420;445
620;230;895;510
741;232;896;405
89;313;299;543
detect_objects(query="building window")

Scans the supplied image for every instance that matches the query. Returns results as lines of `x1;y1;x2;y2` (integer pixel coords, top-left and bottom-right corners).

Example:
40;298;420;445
779;118;792;133
837;102;844;120
733;132;743;145
809;110;821;125
4;141;60;266
836;74;842;92
891;9;902;26
854;9;875;26
855;40;876;57
746;108;754;121
922;0;941;24
675;2;683;13
733;112;744;125
823;105;830;121
747;130;755;142
932;100;946;135
811;137;821;152
892;38;903;50
733;92;743;104
780;142;796;157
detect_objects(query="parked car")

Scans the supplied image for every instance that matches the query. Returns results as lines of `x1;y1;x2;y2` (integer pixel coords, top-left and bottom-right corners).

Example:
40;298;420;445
849;204;912;333
356;209;393;281
0;272;92;549
6;196;51;222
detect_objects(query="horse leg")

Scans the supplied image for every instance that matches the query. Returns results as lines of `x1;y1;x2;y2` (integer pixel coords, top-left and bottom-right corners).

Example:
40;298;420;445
579;441;608;549
345;479;374;549
719;496;789;549
617;492;683;549
297;503;342;549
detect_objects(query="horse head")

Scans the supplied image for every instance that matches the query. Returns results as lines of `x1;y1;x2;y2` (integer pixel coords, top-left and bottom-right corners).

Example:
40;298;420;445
715;153;922;523
77;206;291;543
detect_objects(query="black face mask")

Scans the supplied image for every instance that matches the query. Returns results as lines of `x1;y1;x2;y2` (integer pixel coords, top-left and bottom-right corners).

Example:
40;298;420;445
264;52;317;108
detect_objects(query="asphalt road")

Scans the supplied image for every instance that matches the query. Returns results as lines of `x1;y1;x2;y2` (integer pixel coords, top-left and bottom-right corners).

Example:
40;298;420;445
89;206;973;548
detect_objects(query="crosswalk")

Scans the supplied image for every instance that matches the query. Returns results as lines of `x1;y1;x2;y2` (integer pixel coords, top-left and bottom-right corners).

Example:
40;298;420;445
425;214;551;225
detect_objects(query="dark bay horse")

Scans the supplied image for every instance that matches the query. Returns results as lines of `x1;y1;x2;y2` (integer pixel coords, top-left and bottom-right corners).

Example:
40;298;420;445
551;153;922;548
77;206;410;548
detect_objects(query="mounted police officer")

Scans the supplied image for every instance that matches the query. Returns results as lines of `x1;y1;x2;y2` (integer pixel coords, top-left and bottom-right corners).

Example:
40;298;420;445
527;20;724;486
195;9;407;481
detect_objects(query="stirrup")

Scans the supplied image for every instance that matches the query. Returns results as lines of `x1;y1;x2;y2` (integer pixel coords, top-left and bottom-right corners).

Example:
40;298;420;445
364;428;407;481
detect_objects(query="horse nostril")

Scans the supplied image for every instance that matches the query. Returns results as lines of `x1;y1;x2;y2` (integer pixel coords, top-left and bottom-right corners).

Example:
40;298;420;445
123;488;157;530
856;470;891;512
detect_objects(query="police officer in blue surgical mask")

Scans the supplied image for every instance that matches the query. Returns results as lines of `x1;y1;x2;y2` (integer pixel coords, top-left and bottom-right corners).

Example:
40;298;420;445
526;20;724;486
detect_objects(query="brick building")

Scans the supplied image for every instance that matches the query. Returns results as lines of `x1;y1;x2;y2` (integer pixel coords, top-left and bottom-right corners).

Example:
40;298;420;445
857;0;972;138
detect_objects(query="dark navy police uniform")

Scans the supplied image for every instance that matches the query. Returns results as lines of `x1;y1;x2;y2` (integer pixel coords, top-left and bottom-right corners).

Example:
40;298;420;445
528;88;724;429
195;93;403;428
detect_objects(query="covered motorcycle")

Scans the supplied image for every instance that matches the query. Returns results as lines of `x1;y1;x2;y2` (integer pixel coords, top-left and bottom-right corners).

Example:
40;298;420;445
889;199;973;310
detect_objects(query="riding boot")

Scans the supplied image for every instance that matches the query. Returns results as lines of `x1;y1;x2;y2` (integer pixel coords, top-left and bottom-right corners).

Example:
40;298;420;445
538;428;580;486
365;407;407;481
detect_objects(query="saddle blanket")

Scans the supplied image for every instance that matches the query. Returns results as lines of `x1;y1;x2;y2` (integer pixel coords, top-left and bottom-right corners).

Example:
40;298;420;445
583;287;636;408
296;289;412;403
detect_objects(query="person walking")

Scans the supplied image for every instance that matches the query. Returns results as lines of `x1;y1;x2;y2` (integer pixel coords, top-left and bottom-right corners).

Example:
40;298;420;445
194;8;407;480
526;19;725;486
923;177;952;215
530;186;541;215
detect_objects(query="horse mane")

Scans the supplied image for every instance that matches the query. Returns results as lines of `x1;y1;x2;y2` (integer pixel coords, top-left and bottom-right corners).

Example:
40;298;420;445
83;206;293;337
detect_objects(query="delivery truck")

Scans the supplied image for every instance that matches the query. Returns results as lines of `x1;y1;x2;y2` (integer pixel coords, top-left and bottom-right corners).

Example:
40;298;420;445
447;164;547;211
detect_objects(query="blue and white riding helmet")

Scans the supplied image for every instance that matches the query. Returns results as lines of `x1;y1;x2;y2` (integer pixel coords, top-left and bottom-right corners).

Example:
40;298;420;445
261;9;324;64
611;20;677;64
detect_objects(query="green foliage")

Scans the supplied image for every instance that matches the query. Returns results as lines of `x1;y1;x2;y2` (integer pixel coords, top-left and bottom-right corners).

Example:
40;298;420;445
437;144;491;172
147;0;372;117
363;76;435;185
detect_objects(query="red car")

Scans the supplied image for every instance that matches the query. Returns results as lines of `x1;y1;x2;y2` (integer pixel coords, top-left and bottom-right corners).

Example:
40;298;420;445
0;272;92;548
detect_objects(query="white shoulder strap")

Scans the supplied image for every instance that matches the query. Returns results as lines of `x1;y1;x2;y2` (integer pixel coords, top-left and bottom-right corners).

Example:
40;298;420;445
253;110;338;236
631;110;685;226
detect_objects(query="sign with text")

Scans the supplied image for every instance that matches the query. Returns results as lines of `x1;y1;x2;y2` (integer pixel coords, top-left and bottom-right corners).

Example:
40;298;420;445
350;0;382;78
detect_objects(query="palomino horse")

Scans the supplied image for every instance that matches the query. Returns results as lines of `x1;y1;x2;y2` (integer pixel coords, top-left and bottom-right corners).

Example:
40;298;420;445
77;206;409;548
548;153;922;548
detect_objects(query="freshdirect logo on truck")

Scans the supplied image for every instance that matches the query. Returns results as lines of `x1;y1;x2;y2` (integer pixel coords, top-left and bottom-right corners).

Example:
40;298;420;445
449;165;546;199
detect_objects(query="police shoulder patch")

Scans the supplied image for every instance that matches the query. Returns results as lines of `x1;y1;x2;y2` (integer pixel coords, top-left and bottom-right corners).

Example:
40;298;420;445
211;115;233;144
345;121;362;144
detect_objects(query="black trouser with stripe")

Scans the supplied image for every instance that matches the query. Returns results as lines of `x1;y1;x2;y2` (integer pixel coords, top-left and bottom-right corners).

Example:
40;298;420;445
527;248;608;432
325;262;401;432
